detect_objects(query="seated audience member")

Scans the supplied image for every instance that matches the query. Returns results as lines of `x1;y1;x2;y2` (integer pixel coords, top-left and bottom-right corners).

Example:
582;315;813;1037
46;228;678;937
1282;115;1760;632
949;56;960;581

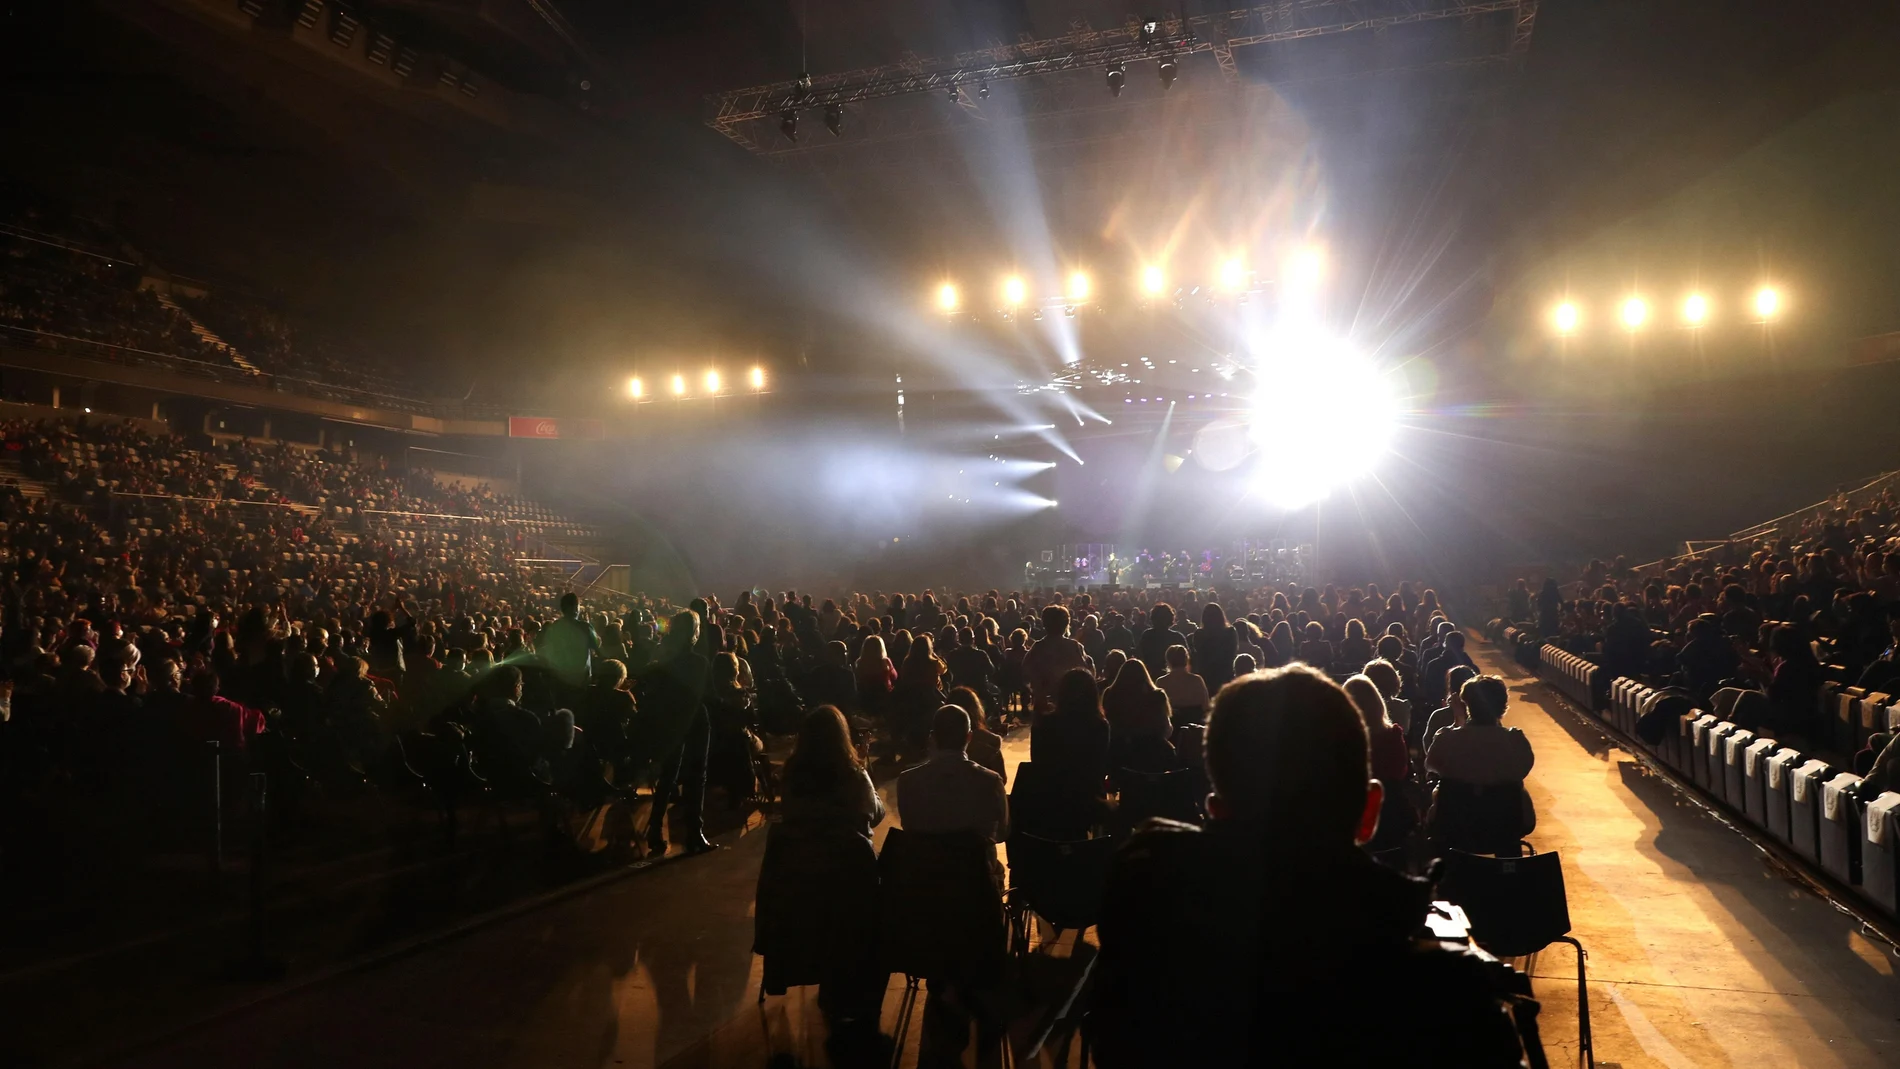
1156;644;1211;727
804;641;859;714
757;706;886;1039
1231;652;1257;677
1677;615;1740;703
1855;603;1900;691
948;684;1008;786
1420;664;1480;751
896;704;1010;846
1090;666;1536;1067
1420;630;1476;708
1426;676;1534;786
1189;602;1239;694
1029;668;1111;799
1361;658;1410;734
1766;623;1823;737
1135;602;1186;678
1344;674;1410;791
1102;659;1175;775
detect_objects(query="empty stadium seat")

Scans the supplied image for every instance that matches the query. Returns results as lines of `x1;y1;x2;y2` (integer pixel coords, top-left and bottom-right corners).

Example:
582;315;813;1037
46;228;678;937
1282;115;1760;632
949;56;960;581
1722;729;1754;809
1742;736;1780;830
1706;721;1738;804
1819;773;1864;886
1789;758;1833;864
1688;714;1717;789
1861;792;1900;918
1765;748;1804;846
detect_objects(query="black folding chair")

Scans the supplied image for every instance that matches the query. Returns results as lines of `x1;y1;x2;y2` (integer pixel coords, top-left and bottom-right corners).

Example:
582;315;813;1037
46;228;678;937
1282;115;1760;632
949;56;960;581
1439;847;1592;1069
1004;832;1118;951
1112;767;1204;831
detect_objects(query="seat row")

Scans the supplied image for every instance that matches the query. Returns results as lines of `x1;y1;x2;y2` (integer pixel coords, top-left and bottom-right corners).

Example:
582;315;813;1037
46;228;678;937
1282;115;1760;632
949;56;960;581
1560;666;1900;921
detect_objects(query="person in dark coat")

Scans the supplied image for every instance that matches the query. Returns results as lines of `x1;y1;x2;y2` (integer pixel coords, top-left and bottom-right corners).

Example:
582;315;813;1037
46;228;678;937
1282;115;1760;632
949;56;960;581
637;610;712;854
1189;602;1239;696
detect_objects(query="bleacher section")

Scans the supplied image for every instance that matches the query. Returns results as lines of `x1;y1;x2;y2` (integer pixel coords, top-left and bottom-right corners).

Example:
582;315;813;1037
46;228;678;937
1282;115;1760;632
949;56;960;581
1497;633;1900;924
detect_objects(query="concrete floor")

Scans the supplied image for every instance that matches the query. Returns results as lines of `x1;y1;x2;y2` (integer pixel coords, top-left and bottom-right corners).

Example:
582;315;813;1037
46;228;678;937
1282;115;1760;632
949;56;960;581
109;640;1900;1069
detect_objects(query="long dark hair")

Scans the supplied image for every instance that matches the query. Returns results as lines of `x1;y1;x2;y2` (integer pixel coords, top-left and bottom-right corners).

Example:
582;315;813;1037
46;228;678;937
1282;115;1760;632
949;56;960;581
1054;667;1102;721
783;705;862;798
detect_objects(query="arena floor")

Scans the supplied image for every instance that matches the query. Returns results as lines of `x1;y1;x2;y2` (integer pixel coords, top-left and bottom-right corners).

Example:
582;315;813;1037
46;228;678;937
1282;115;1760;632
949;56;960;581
107;640;1900;1069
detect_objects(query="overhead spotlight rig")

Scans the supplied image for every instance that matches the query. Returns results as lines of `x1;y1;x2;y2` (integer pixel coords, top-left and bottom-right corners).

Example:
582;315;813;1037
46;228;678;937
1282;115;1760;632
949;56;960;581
749;18;1198;142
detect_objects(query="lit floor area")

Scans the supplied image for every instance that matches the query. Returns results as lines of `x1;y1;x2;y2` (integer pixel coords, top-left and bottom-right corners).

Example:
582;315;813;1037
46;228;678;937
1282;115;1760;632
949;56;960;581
109;639;1900;1069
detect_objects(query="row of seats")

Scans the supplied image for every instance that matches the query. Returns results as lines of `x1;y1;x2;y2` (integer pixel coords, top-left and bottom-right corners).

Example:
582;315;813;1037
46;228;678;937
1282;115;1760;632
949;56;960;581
1539;651;1900;920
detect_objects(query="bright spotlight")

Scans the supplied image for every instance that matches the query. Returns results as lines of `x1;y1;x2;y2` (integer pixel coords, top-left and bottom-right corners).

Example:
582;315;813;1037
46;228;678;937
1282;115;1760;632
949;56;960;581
1140;264;1166;296
749;366;766;390
1002;275;1028;307
1552;301;1581;334
670;374;687;397
1246;332;1398;509
703;370;721;393
1753;285;1782;321
1681;293;1709;326
628;376;644;399
1619;296;1649;330
1285;246;1324;289
936;282;960;313
1067;270;1091;301
1217;258;1247;292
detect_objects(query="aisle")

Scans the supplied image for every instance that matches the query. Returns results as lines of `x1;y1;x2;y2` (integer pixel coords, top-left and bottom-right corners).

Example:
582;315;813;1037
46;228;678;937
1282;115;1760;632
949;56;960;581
1479;641;1900;1068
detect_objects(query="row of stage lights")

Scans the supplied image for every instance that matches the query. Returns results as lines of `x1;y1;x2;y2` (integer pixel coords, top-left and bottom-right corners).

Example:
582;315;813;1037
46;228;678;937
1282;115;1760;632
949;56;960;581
1548;286;1786;335
933;247;1326;316
626;366;768;402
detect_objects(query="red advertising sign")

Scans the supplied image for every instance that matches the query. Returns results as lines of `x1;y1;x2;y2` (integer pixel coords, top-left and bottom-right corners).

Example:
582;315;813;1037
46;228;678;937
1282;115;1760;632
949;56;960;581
507;417;605;440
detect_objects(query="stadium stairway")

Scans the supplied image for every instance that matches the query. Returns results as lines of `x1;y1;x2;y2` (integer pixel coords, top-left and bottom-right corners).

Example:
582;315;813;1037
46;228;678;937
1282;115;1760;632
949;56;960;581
151;290;262;374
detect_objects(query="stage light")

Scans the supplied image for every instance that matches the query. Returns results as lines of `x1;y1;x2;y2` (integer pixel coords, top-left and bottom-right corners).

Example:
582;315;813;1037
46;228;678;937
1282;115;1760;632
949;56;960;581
1681;293;1709;326
749;366;766;390
1159;55;1178;90
628;376;644;399
1285;246;1324;289
1067;270;1091;301
1754;285;1782;321
1246;333;1398;509
779;109;798;142
670;374;687;396
1552;300;1580;334
1619;296;1648;330
1107;62;1126;97
704;370;721;393
1140;264;1166;296
1217;257;1247;292
824;103;843;136
937;282;960;313
1002;275;1028;307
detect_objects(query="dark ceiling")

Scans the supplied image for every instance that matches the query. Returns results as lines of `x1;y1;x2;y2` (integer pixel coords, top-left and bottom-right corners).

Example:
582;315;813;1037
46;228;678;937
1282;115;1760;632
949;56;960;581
0;0;1895;387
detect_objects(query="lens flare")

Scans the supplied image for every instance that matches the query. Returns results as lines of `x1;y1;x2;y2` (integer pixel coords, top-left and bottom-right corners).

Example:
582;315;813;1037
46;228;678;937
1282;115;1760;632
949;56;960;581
1217;258;1247;292
1552;301;1581;334
1002;275;1028;307
703;370;721;393
1140;264;1166;296
1619;297;1648;330
670;374;687;396
628;376;644;399
1067;271;1091;301
1754;286;1781;320
749;366;766;390
1245;332;1399;509
936;282;959;313
1682;293;1709;326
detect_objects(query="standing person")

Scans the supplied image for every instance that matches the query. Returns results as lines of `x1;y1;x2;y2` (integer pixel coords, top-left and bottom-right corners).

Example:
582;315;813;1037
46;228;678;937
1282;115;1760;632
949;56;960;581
1022;605;1087;715
1190;602;1239;695
540;591;599;712
854;634;897;724
638;611;713;855
1135;603;1185;678
1157;644;1211;727
1089;666;1536;1067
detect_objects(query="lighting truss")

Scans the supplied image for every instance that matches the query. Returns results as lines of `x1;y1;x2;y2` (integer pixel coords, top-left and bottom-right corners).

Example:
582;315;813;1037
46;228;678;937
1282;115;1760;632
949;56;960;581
708;0;1540;150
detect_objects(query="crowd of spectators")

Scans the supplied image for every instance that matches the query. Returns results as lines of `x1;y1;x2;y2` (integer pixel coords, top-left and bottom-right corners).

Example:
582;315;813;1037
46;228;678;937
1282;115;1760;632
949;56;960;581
1510;484;1900;801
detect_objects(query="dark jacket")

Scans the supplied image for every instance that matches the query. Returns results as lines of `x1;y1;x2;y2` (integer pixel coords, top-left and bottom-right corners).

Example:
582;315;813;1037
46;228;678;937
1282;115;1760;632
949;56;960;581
1090;820;1534;1068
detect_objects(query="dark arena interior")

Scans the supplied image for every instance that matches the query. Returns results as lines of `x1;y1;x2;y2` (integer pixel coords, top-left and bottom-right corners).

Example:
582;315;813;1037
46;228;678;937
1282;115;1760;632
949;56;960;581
4;1;1900;1066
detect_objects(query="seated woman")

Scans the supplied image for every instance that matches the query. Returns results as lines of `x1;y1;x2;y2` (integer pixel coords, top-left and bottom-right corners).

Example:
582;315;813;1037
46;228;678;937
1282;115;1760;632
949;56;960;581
948;684;1008;786
1156;644;1210;727
1102;659;1175;775
1425;676;1536;854
755;706;886;1035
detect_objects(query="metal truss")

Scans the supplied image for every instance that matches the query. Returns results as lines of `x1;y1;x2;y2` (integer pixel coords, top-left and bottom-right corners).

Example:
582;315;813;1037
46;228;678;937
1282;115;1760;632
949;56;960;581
707;0;1540;150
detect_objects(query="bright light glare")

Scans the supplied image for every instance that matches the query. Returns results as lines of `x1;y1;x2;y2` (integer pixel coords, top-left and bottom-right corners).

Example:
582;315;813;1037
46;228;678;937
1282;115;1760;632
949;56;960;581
704;370;721;393
1284;246;1324;289
1246;333;1399;509
749;366;766;390
1217;258;1247;292
628;376;644;399
670;374;687;396
1681;293;1708;326
1140;264;1166;296
936;282;959;312
1067;271;1091;301
1620;297;1648;330
1552;301;1581;334
1002;275;1028;307
1754;286;1781;320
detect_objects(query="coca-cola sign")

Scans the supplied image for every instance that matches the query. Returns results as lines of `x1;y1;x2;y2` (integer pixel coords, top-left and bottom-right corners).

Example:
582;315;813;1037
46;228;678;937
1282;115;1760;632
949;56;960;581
507;417;604;440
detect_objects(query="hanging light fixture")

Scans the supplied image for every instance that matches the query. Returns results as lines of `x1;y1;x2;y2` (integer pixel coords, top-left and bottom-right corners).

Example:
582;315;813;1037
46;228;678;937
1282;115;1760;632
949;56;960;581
779;109;798;142
1159;55;1178;90
1106;62;1126;97
823;102;843;136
